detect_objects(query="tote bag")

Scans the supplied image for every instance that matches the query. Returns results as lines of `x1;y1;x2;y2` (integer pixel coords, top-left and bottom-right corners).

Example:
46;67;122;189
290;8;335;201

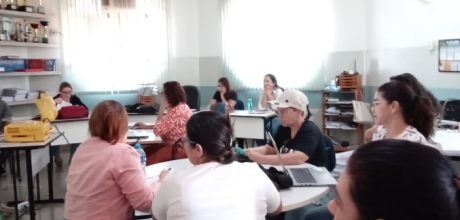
353;90;374;124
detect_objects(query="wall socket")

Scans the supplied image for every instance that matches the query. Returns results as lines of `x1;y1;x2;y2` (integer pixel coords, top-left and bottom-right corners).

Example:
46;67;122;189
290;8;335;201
17;201;29;211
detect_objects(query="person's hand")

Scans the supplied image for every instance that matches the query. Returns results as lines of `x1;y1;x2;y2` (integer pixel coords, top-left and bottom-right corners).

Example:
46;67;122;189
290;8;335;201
160;94;170;110
54;97;63;104
246;150;263;163
159;169;169;182
133;122;149;129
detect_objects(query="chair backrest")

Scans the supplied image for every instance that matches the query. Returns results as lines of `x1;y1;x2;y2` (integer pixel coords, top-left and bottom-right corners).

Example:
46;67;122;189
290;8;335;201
235;100;245;110
323;135;336;172
183;85;201;111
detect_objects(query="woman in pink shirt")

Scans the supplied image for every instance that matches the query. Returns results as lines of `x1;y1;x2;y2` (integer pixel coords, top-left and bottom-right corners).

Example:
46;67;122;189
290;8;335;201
65;100;162;220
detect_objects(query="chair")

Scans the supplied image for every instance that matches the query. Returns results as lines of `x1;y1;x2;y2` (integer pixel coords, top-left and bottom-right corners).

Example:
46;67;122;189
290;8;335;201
234;100;246;148
323;135;336;172
235;100;245;110
183;85;201;111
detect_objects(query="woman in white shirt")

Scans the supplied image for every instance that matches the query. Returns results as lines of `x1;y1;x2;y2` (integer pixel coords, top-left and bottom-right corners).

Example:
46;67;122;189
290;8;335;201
152;111;282;220
256;74;284;146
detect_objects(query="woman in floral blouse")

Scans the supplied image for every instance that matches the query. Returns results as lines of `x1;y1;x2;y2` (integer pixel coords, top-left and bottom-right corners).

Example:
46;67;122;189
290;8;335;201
135;81;193;165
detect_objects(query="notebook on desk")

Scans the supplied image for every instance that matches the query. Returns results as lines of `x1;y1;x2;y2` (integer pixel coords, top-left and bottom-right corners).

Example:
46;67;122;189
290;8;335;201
127;130;149;139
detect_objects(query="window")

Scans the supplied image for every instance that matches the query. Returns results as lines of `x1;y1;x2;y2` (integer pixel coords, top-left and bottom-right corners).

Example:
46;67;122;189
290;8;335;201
221;0;333;90
60;0;168;93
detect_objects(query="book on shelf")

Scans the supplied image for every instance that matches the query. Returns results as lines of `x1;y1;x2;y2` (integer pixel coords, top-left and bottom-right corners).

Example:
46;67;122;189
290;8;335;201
0;56;20;59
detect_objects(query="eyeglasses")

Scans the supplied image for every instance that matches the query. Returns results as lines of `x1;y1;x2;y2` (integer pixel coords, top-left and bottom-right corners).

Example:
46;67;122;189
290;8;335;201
181;137;196;145
275;109;292;116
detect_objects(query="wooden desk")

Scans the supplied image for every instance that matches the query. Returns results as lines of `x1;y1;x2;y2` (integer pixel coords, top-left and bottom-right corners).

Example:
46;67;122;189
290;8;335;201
0;133;63;220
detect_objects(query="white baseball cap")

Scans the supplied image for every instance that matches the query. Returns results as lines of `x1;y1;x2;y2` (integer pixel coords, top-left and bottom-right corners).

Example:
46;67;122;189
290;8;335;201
268;90;309;118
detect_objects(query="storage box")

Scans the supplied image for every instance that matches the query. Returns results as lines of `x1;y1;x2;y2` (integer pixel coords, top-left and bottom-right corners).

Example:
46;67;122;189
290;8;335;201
339;74;362;91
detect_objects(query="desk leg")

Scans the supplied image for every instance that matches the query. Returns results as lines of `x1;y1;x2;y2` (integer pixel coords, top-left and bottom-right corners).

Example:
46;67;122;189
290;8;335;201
16;150;21;182
8;151;19;220
43;143;64;203
47;143;54;200
25;150;36;220
36;174;40;201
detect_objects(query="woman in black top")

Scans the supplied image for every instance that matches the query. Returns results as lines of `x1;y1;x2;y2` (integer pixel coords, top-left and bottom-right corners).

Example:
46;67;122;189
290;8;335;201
52;82;87;167
208;77;238;113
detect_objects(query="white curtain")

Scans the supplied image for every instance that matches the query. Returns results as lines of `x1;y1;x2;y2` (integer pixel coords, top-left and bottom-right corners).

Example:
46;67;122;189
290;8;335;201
221;0;332;90
60;0;168;93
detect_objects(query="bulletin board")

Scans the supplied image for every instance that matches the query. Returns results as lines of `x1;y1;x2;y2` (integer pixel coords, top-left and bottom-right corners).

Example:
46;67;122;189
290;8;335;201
439;39;460;72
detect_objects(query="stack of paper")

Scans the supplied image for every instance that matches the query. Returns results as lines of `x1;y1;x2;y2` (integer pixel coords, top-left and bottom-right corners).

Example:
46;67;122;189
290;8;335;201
327;98;339;102
325;121;356;130
325;107;340;115
2;96;14;102
27;92;39;99
2;88;28;101
139;85;158;96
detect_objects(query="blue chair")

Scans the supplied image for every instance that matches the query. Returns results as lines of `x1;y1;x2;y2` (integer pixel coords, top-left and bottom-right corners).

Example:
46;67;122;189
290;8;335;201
183;85;201;111
235;100;244;110
323;135;336;172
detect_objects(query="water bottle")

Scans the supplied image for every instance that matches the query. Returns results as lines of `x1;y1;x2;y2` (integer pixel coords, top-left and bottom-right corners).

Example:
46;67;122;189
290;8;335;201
135;144;146;175
248;98;253;113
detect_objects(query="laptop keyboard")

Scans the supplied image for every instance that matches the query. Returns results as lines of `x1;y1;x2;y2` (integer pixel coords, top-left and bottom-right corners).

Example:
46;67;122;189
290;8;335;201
290;168;317;183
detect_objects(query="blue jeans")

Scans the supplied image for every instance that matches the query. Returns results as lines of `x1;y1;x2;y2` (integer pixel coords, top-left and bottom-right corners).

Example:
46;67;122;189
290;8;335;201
256;116;281;146
51;143;80;159
284;193;334;220
212;103;227;114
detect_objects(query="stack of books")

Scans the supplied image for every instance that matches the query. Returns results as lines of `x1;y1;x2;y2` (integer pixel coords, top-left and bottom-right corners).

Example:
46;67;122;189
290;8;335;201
2;88;29;101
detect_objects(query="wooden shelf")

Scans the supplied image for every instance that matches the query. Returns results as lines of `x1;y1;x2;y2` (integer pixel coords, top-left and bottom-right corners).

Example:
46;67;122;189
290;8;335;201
322;91;356;94
0;71;61;77
0;41;59;48
324;127;357;131
6;99;35;106
324;115;354;118
0;9;55;19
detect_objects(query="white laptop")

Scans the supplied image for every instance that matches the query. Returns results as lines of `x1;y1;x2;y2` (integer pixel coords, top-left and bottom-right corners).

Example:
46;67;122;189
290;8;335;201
267;132;337;187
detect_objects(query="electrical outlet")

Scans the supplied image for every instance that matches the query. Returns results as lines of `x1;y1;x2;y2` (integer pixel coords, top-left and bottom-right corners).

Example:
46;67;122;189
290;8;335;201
17;201;29;211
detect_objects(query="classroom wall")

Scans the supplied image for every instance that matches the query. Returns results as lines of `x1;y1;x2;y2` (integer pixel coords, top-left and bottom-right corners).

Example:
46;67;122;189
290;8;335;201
364;0;460;102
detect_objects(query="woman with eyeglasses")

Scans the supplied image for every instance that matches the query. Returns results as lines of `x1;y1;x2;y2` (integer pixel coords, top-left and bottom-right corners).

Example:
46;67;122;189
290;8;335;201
52;82;88;167
209;77;238;113
246;90;327;167
134;81;193;165
152;111;282;220
365;73;440;143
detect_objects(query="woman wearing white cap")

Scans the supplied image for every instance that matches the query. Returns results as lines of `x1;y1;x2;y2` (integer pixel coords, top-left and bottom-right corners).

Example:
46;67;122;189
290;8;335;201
246;90;327;166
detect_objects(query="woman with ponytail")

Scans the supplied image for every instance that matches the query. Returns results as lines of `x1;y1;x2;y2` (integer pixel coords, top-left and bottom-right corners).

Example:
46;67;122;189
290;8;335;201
152;111;282;220
371;81;439;149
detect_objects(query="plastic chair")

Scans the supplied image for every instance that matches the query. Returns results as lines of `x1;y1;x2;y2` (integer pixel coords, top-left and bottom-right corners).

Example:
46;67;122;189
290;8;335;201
183;85;201;111
323;135;336;172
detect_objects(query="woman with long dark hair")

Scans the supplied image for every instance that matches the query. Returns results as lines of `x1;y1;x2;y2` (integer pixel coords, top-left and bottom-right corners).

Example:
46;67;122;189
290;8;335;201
371;81;439;149
152;111;282;220
134;81;193;164
365;73;440;142
328;139;460;220
209;77;238;113
256;74;284;146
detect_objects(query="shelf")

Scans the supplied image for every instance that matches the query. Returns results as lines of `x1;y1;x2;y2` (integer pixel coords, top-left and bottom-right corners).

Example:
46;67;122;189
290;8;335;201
0;9;55;19
324;115;354;118
5;99;35;106
0;71;61;77
0;41;59;48
324;127;357;131
324;102;353;105
323;90;357;94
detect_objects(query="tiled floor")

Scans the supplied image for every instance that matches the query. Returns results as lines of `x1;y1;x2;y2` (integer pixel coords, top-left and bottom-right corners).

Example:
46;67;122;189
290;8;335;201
0;149;70;220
